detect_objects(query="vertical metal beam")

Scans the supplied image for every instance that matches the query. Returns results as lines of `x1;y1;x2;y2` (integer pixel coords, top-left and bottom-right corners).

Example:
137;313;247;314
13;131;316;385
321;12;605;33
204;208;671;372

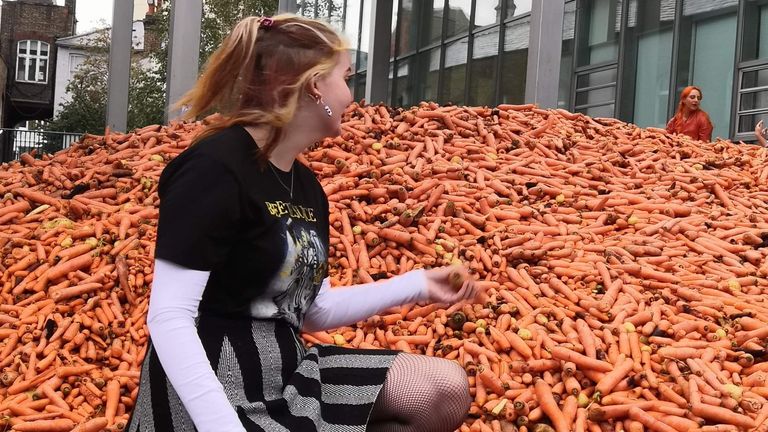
106;0;133;132
165;0;203;121
365;0;394;104
525;0;566;108
278;0;298;14
730;0;746;139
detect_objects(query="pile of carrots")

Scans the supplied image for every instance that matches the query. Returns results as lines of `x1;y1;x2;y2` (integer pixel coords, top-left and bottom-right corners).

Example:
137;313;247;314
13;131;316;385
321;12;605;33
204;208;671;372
1;102;768;432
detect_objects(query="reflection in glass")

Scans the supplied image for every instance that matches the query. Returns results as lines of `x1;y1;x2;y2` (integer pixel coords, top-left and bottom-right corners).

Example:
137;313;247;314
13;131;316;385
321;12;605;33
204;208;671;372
443;38;469;104
474;0;501;28
576;86;615;106
738;113;768;133
397;0;416;55
470;28;500;106
576;0;622;66
621;0;675;127
501;16;529;104
446;0;472;38
740;90;768;111
344;0;361;70
559;1;576;109
676;0;737;139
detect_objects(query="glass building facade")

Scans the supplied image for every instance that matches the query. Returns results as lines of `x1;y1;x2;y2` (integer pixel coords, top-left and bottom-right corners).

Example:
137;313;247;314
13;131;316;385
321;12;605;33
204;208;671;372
296;0;768;142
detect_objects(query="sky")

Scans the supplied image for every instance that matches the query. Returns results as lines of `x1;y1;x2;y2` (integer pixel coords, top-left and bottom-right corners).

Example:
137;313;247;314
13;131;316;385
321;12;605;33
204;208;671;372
75;0;112;33
66;0;148;34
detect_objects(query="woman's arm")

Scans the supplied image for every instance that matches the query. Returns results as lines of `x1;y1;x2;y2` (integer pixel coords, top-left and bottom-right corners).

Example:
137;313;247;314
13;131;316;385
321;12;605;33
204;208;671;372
666;117;676;134
302;271;428;332
302;265;476;332
699;113;713;142
147;259;246;432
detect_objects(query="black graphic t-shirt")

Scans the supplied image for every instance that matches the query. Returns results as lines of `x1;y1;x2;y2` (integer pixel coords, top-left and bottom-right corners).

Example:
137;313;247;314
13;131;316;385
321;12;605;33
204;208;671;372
155;126;329;329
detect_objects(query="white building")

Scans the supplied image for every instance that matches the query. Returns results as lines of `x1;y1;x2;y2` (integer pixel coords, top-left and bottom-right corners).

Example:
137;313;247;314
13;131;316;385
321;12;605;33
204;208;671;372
53;20;146;118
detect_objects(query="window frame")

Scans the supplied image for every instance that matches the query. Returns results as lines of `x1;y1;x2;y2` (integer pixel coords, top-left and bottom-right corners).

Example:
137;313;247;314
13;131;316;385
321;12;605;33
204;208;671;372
16;40;50;84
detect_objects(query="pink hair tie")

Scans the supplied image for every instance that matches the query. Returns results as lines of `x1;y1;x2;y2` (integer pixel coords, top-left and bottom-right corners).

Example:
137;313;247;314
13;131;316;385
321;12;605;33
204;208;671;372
260;17;274;28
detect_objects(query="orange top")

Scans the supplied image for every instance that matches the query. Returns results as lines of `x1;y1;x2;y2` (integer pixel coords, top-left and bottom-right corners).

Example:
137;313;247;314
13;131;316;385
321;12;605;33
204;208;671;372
666;110;713;142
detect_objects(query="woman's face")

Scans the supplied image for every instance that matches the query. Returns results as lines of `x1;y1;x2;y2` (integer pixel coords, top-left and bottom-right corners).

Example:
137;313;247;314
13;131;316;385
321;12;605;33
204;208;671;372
683;89;702;112
314;52;354;137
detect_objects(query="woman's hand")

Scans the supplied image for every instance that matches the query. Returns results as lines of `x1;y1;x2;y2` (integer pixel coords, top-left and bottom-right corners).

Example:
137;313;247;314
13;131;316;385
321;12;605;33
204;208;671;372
424;264;477;304
756;120;767;147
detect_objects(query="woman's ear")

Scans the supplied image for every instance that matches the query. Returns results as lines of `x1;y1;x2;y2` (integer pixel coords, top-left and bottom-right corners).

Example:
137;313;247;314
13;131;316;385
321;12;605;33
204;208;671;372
305;75;322;104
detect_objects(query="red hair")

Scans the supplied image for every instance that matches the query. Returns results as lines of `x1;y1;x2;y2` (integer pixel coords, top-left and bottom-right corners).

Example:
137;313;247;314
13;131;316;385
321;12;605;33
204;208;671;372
671;86;703;128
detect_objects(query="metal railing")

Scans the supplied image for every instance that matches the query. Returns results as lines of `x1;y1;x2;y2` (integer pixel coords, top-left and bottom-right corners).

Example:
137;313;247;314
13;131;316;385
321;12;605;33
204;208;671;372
0;128;83;162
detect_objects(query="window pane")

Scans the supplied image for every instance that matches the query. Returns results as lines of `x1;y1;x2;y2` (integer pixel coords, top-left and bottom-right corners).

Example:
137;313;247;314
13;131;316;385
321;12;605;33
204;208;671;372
16;57;26;81
359;0;372;69
29;42;38;56
420;0;444;48
740;89;768;111
343;0;361;51
446;0;471;39
576;0;622;66
27;58;37;81
506;0;532;19
743;69;768;89
576;68;617;87
329;0;344;31
395;60;410;106
18;41;27;55
421;48;440;102
397;0;416;55
474;0;501;28
622;0;675;128
390;1;398;58
738;112;768;133
741;0;767;61
38;59;46;82
501;17;530;104
683;0;737;15
585;104;615;117
576;86;615;106
355;72;366;101
442;37;468;104
559;1;576;109
469;27;499;106
40;42;49;57
676;0;737;140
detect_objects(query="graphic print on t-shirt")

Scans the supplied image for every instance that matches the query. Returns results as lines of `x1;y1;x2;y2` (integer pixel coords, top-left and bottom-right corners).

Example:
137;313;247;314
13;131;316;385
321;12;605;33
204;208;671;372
250;199;328;328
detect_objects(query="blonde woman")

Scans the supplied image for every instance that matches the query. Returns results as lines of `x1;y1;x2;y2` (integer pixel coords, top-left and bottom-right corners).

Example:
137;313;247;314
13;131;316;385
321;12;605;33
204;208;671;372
127;15;475;432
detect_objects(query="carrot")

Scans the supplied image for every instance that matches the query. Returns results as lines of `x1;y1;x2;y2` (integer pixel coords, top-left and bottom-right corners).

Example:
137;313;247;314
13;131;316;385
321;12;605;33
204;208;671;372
69;417;107;432
534;379;569;432
104;379;120;425
626;407;678;432
551;346;613;373
11;418;75;431
595;357;634;397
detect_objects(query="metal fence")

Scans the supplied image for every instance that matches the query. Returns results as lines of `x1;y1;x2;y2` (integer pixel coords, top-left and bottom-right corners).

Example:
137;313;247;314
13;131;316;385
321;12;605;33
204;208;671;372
0;128;83;162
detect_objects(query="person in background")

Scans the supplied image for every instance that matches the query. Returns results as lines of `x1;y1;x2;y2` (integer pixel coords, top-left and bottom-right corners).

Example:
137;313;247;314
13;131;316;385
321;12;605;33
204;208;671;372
754;119;767;147
126;14;476;432
666;86;714;142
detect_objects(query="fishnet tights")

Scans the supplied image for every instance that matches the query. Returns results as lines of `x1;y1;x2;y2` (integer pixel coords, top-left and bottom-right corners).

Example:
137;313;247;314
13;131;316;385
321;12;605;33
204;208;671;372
368;353;471;432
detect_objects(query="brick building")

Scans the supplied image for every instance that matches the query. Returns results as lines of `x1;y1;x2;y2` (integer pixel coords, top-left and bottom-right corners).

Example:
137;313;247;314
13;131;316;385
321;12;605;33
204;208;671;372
0;0;76;128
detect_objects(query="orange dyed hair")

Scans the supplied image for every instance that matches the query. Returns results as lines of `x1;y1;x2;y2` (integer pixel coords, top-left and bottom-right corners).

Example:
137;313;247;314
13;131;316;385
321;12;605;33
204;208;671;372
671;85;703;127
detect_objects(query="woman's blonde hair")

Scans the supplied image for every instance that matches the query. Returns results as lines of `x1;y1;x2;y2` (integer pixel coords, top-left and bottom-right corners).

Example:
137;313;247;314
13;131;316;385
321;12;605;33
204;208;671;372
177;14;347;162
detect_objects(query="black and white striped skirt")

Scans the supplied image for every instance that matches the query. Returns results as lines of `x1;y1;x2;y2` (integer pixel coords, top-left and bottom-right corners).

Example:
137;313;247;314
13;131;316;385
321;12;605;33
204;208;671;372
127;315;398;431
